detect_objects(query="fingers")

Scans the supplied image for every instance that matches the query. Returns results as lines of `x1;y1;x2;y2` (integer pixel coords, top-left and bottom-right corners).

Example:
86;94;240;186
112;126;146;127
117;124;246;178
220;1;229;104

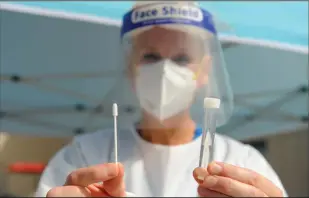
49;163;125;197
200;175;267;197
47;185;110;197
208;162;283;197
47;185;92;197
87;183;110;197
193;167;209;184
197;187;228;197
65;163;122;187
194;167;265;196
103;163;126;197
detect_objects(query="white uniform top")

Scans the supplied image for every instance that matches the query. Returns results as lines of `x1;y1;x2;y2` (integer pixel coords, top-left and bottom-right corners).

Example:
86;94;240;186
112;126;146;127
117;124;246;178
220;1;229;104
35;125;287;197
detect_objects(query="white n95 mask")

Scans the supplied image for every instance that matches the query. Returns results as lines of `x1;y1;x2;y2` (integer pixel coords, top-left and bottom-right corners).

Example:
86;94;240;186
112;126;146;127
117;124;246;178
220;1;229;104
135;59;197;121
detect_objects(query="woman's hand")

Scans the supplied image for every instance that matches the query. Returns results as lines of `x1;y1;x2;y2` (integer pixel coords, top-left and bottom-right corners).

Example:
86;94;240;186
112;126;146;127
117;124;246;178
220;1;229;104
193;162;283;197
46;163;126;197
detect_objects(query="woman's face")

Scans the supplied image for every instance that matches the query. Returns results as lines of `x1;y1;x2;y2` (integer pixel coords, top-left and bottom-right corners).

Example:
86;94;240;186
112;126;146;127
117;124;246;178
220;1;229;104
126;27;211;125
128;27;209;86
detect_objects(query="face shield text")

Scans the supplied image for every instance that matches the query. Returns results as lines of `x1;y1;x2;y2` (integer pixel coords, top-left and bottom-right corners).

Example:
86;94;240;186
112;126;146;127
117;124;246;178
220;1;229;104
131;5;203;24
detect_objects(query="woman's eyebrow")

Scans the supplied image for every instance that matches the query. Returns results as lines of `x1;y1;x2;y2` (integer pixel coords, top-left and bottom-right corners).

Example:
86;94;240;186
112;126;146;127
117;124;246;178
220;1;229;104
142;46;158;52
172;50;194;57
143;52;161;56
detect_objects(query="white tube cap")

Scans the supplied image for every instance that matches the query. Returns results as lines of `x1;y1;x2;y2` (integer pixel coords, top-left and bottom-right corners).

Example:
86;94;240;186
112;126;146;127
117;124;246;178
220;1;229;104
204;97;221;109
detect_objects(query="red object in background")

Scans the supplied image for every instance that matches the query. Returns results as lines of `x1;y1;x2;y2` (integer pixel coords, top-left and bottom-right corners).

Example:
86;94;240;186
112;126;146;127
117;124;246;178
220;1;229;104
8;162;46;174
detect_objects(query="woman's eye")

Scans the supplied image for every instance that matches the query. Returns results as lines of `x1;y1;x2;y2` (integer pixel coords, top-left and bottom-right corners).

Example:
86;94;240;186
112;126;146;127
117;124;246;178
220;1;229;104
172;55;191;66
142;53;161;63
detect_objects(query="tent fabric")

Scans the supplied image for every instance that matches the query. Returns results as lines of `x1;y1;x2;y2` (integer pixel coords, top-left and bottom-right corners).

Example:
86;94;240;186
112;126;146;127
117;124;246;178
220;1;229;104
1;1;308;51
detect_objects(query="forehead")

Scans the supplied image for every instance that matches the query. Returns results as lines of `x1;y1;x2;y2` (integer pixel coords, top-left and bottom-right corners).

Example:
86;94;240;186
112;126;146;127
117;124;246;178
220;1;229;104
132;27;204;51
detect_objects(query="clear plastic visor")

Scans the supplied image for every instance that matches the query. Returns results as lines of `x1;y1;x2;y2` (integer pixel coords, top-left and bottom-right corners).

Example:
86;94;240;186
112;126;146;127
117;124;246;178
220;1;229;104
113;24;234;130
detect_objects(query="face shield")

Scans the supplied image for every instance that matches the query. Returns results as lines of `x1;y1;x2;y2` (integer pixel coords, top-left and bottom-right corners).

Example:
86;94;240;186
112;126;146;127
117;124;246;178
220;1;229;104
115;2;233;131
102;2;233;136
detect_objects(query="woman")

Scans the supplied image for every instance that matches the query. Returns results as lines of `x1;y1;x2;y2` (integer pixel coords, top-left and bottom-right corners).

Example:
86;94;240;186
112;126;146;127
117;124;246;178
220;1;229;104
36;2;286;197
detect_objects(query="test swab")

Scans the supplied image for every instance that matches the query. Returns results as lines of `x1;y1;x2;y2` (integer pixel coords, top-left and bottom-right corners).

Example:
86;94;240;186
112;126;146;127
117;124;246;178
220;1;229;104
112;103;137;197
198;97;221;172
112;103;118;164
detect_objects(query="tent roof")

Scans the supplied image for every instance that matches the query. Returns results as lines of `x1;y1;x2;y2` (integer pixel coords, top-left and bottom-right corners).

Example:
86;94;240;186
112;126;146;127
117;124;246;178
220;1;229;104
1;1;308;50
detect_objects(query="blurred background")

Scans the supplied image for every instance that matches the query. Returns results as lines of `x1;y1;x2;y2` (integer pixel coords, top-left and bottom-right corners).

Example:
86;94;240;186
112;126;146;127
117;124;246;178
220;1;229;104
0;1;308;197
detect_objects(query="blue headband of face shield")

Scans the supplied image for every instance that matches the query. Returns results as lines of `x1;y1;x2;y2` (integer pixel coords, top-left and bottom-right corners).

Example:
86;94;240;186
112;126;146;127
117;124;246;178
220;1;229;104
120;3;217;39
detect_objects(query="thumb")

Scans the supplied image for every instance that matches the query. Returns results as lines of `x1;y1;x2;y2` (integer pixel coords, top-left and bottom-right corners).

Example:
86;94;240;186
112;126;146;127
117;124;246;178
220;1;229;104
103;163;126;197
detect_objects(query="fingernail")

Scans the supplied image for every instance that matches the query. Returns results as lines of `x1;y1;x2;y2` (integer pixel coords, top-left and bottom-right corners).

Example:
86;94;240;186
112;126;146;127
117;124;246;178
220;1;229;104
196;168;207;181
204;176;217;187
209;162;222;175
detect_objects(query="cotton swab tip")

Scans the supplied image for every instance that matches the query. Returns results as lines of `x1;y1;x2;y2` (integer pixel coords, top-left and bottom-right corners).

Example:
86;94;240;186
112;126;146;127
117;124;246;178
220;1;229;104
113;103;118;116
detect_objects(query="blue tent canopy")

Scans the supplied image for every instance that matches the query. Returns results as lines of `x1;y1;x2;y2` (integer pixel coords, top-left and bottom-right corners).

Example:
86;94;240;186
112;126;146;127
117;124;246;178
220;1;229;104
4;1;308;48
0;2;308;140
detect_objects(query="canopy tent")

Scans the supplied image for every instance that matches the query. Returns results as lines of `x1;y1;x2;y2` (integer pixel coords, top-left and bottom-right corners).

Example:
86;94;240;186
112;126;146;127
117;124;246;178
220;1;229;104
0;1;308;140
